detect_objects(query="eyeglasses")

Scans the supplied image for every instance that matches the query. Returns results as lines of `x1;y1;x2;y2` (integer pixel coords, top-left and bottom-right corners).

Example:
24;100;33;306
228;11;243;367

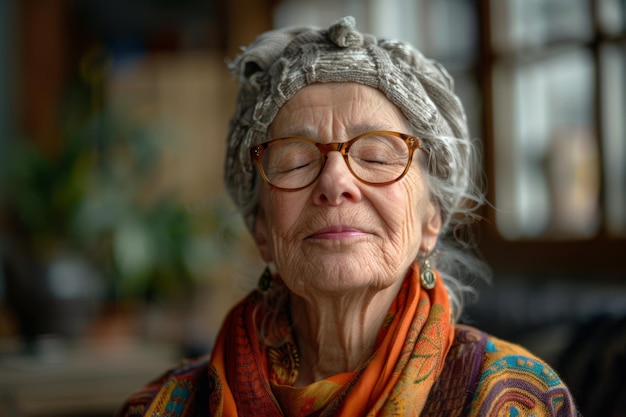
249;130;421;191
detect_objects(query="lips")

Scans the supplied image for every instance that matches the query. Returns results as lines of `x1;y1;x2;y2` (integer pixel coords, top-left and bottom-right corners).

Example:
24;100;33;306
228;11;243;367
307;225;368;240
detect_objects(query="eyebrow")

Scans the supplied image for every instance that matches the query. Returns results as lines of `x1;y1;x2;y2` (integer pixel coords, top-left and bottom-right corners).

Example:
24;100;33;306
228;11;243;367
274;122;401;140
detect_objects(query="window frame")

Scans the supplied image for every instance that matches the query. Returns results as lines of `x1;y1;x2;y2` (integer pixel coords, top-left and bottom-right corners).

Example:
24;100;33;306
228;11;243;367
476;0;626;280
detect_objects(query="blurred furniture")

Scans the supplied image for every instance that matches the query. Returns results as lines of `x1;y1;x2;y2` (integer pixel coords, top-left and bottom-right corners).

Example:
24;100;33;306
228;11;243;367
0;337;178;417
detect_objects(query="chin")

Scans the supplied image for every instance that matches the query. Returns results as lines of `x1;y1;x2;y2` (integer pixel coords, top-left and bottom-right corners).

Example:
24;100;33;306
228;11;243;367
284;263;400;297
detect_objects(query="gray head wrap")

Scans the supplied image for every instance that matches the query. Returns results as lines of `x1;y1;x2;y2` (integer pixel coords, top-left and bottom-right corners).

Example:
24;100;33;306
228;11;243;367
225;16;473;233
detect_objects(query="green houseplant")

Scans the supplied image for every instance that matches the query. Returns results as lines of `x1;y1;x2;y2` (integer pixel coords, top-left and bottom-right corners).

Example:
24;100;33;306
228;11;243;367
0;99;239;351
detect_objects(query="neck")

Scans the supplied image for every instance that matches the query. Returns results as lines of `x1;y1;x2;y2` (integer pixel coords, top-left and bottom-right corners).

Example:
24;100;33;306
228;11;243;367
289;280;404;386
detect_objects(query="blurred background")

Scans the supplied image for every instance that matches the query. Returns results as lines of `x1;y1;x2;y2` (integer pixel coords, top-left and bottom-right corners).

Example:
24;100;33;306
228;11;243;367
0;0;625;416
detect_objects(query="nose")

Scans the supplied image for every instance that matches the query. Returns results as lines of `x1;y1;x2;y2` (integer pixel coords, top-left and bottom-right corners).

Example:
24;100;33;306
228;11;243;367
311;152;363;205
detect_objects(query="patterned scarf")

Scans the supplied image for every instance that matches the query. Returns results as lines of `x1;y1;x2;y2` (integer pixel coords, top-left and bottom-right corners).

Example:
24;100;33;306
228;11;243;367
202;262;452;416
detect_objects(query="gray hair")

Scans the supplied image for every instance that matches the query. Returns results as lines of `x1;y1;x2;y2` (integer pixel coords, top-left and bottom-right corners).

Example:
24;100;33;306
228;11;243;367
224;16;489;320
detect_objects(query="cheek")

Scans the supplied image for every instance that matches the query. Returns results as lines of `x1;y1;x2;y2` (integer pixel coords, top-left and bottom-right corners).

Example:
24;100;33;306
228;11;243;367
260;191;307;257
379;174;430;251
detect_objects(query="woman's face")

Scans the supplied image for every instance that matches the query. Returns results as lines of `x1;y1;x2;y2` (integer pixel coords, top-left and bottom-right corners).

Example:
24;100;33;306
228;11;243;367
253;83;441;298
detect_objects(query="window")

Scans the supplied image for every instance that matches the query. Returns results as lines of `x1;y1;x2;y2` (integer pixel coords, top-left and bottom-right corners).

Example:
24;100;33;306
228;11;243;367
482;0;626;277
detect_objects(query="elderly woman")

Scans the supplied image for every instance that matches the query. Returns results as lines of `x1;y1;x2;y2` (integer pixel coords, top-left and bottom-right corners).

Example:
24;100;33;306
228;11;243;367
117;17;580;416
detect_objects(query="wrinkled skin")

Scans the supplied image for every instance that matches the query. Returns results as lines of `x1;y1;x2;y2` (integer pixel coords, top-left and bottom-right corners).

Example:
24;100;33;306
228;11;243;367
253;82;442;385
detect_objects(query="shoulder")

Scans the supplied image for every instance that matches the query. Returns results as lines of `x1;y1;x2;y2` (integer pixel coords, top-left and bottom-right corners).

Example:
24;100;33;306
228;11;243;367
422;325;488;417
115;354;212;417
460;325;581;417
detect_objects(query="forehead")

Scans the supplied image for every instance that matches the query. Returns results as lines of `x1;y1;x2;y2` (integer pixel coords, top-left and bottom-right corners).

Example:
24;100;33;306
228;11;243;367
269;82;410;139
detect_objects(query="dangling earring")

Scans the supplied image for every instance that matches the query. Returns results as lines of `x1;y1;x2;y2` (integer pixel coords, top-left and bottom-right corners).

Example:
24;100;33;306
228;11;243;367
420;251;436;290
258;267;273;292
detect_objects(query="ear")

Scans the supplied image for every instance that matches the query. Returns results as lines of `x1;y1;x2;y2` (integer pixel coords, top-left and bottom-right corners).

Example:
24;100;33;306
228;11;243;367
421;199;442;252
253;206;272;263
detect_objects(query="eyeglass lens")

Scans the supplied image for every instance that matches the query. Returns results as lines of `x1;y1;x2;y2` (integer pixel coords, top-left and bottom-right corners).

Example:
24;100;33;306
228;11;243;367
260;132;411;189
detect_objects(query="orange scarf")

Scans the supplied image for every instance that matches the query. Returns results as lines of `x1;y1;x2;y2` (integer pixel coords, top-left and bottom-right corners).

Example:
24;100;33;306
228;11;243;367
206;263;452;416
